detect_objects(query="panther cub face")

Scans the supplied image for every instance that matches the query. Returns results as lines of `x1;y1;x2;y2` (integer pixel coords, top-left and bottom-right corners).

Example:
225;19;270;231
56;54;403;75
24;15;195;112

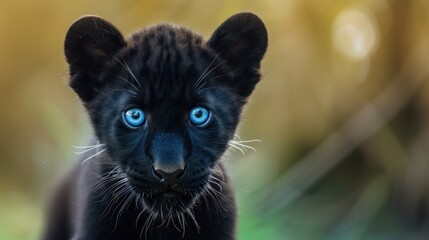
64;13;267;216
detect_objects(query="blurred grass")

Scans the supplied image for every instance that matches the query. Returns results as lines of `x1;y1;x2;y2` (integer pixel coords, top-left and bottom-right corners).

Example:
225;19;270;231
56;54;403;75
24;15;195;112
0;193;42;240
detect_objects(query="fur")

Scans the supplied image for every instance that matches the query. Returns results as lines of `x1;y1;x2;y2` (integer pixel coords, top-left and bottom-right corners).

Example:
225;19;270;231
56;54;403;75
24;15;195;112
43;12;267;240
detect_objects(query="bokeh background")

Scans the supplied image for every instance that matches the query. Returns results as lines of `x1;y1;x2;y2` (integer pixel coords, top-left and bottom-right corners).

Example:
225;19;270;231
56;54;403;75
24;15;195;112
1;0;429;239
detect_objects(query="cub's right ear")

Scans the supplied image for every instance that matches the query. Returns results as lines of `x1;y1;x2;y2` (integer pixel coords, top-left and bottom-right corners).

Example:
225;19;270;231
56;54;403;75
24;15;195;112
64;16;126;102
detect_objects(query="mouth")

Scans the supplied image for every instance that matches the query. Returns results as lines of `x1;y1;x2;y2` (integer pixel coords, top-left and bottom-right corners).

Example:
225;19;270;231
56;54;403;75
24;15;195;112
128;178;207;215
156;190;178;199
152;187;180;200
123;166;211;215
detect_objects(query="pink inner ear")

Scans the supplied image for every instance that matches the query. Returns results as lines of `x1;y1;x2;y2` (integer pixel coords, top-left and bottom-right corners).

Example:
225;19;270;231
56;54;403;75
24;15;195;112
84;42;109;60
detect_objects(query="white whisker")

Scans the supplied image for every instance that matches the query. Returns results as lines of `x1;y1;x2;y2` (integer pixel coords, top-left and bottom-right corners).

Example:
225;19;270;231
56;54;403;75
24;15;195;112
228;143;245;155
73;145;104;155
193;55;218;88
186;208;200;232
232;139;262;143
73;143;105;149
110;89;138;96
194;60;225;90
81;149;106;166
197;75;226;93
111;56;142;89
113;74;139;91
228;138;261;154
229;141;257;152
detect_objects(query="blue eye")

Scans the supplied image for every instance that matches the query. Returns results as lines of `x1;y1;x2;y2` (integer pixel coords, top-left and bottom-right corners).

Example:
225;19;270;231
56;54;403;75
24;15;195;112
122;108;146;129
189;106;211;127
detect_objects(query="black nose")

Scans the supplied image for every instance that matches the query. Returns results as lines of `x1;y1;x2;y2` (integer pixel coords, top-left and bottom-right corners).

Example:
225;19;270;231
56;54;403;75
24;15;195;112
153;168;184;183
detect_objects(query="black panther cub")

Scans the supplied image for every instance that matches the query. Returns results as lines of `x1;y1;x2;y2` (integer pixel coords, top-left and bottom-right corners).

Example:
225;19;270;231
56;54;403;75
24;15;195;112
43;12;267;240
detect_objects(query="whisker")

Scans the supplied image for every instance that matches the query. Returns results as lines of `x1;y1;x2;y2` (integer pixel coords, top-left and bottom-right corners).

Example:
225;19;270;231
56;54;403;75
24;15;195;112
211;163;225;181
186;208;200;232
179;208;187;237
228;143;245;155
95;177;128;202
232;139;262;143
206;185;233;209
73;141;105;158
110;89;138;96
194;60;225;90
112;74;139;91
234;134;242;141
135;207;147;227
193;55;219;88
111;56;142;89
196;75;225;93
99;179;129;221
228;138;261;154
114;189;135;231
73;143;105;149
209;176;223;193
73;148;97;155
81;148;107;166
229;141;257;152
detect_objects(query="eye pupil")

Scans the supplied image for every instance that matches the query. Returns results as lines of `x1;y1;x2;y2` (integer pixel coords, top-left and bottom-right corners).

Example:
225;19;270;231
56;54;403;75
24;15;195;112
195;110;203;118
131;112;140;119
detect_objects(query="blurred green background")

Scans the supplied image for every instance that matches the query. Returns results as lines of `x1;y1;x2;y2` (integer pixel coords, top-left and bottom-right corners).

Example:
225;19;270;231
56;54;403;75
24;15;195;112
1;0;429;239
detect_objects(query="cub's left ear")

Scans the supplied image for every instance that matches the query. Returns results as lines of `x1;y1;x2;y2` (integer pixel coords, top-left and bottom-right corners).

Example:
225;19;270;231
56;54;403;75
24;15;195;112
64;16;126;102
208;12;268;97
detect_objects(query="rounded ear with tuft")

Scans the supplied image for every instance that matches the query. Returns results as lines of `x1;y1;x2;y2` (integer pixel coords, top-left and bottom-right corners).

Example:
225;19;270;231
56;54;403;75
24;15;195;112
64;16;126;102
208;12;268;98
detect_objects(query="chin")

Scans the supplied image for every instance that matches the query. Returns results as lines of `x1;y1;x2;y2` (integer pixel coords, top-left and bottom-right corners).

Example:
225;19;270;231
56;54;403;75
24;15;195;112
127;173;210;217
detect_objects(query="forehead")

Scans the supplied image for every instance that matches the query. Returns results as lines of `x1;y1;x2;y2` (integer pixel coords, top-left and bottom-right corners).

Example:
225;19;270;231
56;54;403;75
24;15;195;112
107;25;223;104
